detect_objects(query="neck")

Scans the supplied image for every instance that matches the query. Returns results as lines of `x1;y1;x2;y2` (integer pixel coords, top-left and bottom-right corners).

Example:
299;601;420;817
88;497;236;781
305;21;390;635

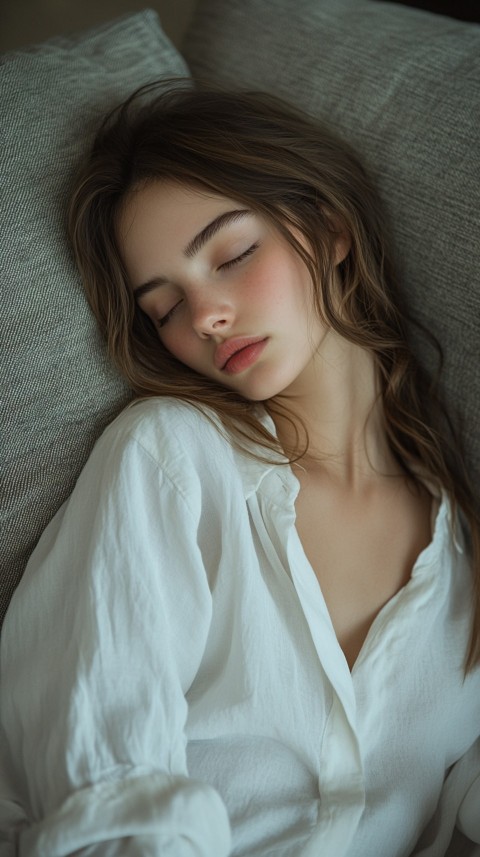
268;331;402;489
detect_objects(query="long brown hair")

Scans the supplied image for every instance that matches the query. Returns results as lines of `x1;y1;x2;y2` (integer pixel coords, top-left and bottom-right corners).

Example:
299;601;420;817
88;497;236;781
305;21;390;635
68;79;480;670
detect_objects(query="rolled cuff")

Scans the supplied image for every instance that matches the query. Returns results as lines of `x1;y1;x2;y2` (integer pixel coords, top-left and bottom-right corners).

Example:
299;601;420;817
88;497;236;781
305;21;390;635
19;773;231;857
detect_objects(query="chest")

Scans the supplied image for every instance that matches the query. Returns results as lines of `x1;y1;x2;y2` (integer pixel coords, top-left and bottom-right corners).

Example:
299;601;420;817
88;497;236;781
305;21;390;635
294;476;433;670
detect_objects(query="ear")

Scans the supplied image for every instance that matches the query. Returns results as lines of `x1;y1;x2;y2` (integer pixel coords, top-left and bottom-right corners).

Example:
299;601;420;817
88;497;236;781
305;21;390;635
320;206;351;266
333;231;351;266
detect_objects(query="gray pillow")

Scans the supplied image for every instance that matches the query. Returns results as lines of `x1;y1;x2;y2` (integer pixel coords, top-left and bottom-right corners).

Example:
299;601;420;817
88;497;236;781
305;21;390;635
183;0;480;491
0;11;190;625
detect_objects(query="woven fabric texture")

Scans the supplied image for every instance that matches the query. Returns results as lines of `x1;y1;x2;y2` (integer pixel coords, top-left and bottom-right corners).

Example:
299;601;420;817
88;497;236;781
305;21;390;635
0;11;190;625
183;0;480;488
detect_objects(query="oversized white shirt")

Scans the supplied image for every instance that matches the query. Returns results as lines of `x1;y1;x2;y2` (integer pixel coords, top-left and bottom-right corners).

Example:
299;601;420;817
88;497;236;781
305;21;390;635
1;398;479;857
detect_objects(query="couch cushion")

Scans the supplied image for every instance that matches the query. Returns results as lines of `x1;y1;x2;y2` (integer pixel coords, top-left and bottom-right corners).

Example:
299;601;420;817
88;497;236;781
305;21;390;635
183;0;480;492
0;11;190;625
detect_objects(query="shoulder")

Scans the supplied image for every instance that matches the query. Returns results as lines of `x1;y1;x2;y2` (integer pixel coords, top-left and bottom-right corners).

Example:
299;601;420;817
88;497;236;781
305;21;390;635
83;397;278;511
90;397;243;497
105;396;219;440
102;397;234;463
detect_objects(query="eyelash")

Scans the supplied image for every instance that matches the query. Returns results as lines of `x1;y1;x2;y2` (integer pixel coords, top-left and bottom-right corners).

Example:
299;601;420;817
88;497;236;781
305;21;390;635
220;242;259;270
157;302;182;329
157;242;260;328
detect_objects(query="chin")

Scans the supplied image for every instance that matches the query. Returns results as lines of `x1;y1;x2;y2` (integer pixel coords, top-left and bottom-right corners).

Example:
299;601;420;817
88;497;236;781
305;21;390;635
234;378;298;403
218;361;304;403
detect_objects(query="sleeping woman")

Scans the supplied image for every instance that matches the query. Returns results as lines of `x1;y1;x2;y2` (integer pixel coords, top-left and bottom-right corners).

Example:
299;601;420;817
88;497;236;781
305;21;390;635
1;82;479;856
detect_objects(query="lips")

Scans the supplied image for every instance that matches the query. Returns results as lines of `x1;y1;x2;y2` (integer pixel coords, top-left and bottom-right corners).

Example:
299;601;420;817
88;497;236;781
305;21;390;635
214;336;268;371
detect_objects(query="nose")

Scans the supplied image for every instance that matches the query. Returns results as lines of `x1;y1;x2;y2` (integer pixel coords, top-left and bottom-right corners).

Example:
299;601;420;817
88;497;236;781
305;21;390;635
190;293;234;338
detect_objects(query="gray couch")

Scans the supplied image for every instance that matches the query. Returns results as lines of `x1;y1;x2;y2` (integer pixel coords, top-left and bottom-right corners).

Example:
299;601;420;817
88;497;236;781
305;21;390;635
1;2;479;852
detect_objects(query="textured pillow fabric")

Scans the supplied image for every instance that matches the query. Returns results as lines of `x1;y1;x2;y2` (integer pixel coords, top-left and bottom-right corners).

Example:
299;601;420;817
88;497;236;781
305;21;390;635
183;0;480;490
0;11;190;625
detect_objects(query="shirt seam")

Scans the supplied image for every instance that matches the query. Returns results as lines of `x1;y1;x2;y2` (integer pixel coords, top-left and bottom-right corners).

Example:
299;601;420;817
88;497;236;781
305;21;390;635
122;430;200;524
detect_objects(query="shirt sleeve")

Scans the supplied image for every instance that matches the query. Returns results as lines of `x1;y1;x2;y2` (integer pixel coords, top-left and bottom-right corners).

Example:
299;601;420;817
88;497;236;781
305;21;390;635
0;427;232;857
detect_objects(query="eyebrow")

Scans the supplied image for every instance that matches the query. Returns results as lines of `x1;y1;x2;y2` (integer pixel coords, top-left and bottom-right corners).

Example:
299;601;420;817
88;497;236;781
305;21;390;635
133;208;253;302
184;208;252;258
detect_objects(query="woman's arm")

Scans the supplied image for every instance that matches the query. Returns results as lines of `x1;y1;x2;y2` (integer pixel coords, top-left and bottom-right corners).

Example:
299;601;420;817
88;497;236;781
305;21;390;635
0;423;231;856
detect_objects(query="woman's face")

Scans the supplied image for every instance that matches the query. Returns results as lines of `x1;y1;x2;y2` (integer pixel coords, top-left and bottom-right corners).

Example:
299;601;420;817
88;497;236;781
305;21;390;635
118;180;341;402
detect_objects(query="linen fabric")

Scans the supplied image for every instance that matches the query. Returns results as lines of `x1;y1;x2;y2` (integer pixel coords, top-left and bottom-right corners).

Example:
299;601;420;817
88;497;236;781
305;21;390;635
1;398;479;857
182;0;480;492
0;11;190;626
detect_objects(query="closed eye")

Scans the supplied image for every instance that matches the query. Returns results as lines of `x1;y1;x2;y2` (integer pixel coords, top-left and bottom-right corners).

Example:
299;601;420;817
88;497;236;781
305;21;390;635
156;241;259;328
219;242;259;271
157;299;183;329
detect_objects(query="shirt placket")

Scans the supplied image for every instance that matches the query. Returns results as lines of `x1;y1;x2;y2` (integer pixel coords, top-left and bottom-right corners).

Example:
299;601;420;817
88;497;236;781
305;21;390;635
286;525;366;855
258;468;366;855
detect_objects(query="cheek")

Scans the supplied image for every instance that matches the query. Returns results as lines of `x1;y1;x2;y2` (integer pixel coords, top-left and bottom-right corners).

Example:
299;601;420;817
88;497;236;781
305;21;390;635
157;324;187;359
159;325;206;372
271;257;313;317
246;254;305;311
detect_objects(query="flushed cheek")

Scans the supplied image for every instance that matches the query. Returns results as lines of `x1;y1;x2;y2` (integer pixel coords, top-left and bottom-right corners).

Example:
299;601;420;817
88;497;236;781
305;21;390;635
244;260;293;304
254;252;312;312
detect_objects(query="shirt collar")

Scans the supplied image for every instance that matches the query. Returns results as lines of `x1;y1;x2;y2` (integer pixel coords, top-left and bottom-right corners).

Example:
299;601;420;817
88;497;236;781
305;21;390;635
228;409;300;510
230;407;289;500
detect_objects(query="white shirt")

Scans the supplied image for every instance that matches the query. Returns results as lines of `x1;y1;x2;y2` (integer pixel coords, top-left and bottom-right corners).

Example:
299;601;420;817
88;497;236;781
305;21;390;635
1;398;479;857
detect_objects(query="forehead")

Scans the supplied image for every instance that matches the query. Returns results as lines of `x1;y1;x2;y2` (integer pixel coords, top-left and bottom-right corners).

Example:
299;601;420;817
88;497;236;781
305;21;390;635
117;179;256;289
118;180;241;248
